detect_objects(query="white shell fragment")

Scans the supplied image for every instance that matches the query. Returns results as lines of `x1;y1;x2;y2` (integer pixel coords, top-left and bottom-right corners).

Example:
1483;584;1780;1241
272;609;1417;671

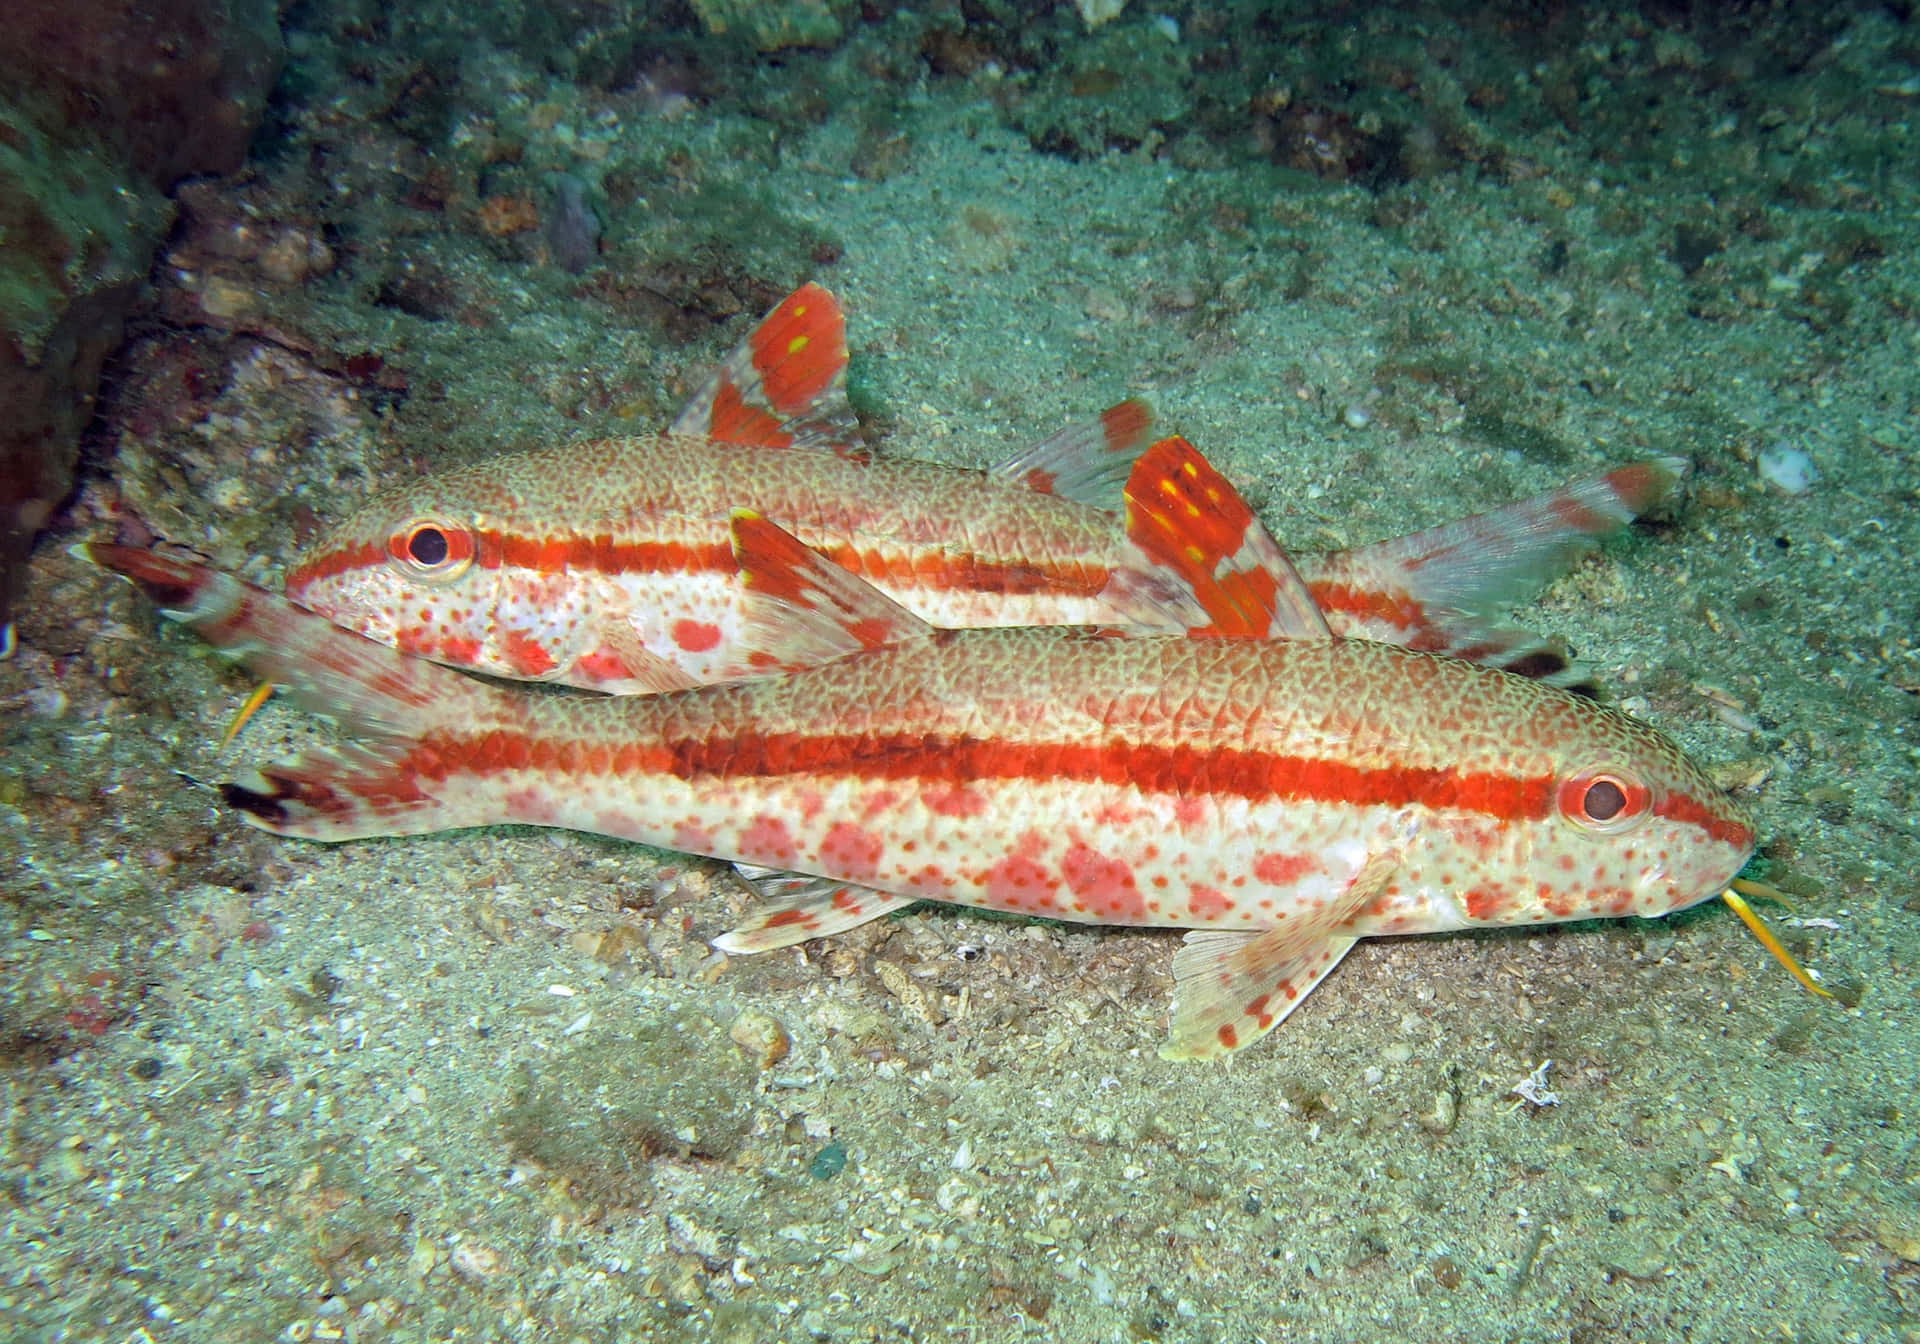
1757;442;1818;494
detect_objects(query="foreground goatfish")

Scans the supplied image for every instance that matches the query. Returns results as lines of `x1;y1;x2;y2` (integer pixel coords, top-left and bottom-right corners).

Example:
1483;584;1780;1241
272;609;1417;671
285;283;1682;695
90;439;1756;1058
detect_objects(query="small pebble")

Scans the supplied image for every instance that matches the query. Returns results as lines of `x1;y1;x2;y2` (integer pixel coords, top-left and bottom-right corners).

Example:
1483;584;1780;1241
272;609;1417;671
810;1141;847;1180
728;1008;792;1069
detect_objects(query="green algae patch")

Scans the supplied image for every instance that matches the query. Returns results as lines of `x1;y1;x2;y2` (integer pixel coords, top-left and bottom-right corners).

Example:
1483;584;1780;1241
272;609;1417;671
0;101;169;358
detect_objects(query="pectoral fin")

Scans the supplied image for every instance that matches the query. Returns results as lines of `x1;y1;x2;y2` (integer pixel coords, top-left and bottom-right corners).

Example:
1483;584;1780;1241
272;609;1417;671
1161;852;1398;1060
728;510;935;672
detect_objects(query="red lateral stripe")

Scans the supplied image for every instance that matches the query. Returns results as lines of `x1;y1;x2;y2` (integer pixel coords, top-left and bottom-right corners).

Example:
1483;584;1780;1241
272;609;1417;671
286;539;387;590
413;725;1751;849
1655;790;1755;850
293;529;1111;597
430;725;1563;824
489;531;732;576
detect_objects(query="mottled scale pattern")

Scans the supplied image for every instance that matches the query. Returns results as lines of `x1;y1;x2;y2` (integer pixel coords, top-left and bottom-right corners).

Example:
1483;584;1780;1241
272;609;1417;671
284;281;1680;696
92;546;1756;1056
230;618;1753;941
286;434;1137;689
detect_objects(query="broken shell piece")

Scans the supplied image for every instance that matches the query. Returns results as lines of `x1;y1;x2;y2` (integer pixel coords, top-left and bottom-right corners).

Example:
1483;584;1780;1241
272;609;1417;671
728;1008;791;1069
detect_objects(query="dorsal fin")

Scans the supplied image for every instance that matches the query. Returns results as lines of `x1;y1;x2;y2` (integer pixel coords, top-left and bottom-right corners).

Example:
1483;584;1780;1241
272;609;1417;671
1120;436;1331;640
988;398;1156;509
670;283;854;449
727;510;934;673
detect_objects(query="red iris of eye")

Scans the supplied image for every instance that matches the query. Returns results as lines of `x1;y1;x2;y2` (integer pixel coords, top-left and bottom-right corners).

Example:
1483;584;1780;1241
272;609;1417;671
1557;770;1650;829
388;522;474;572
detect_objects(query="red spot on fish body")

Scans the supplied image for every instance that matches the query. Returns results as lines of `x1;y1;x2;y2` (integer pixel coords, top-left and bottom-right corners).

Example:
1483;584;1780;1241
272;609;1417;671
442;635;482;664
1187;884;1232;921
859;788;901;821
1061;843;1144;921
1463;886;1507;921
674;821;716;853
982;855;1057;912
1174;796;1209;829
820;821;884;881
1254;852;1318;886
741;814;798;866
577;646;635;681
671;618;722;652
501;629;557;676
504;787;559;824
924;784;987;818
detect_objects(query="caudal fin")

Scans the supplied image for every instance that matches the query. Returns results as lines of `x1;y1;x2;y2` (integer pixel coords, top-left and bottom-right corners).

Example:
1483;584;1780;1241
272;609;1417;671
1295;457;1688;693
88;544;517;840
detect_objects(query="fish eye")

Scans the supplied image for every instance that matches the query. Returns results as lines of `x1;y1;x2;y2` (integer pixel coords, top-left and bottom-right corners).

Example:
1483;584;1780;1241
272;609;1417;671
1557;767;1653;834
387;516;477;582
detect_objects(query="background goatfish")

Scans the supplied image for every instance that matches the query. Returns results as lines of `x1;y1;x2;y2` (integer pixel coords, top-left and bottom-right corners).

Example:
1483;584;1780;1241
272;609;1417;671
285;283;1683;697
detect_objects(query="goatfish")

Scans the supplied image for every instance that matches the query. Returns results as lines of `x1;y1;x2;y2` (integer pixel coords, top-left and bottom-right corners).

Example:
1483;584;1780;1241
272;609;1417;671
284;283;1682;697
90;437;1762;1059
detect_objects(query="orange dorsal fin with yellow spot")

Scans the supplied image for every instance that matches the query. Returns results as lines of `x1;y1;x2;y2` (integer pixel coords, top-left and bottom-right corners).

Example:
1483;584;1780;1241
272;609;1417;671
727;510;934;673
988;398;1157;509
1117;436;1330;641
670;283;855;450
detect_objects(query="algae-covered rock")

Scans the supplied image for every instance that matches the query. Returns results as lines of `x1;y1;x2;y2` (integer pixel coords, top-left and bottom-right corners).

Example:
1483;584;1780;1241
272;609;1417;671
1010;21;1194;159
688;0;855;54
0;0;282;644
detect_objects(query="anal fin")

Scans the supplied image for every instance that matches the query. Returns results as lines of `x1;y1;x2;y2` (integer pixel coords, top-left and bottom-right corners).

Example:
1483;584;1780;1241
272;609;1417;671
1161;852;1399;1060
715;866;920;953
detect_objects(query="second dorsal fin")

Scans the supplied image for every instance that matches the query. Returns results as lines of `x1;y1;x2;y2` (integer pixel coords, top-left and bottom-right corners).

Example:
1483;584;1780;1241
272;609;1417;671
727;510;934;673
670;283;854;449
988;398;1156;509
1121;436;1330;640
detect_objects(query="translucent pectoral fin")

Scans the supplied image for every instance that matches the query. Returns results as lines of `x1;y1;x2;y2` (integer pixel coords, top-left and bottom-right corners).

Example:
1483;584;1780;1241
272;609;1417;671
1161;852;1397;1060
